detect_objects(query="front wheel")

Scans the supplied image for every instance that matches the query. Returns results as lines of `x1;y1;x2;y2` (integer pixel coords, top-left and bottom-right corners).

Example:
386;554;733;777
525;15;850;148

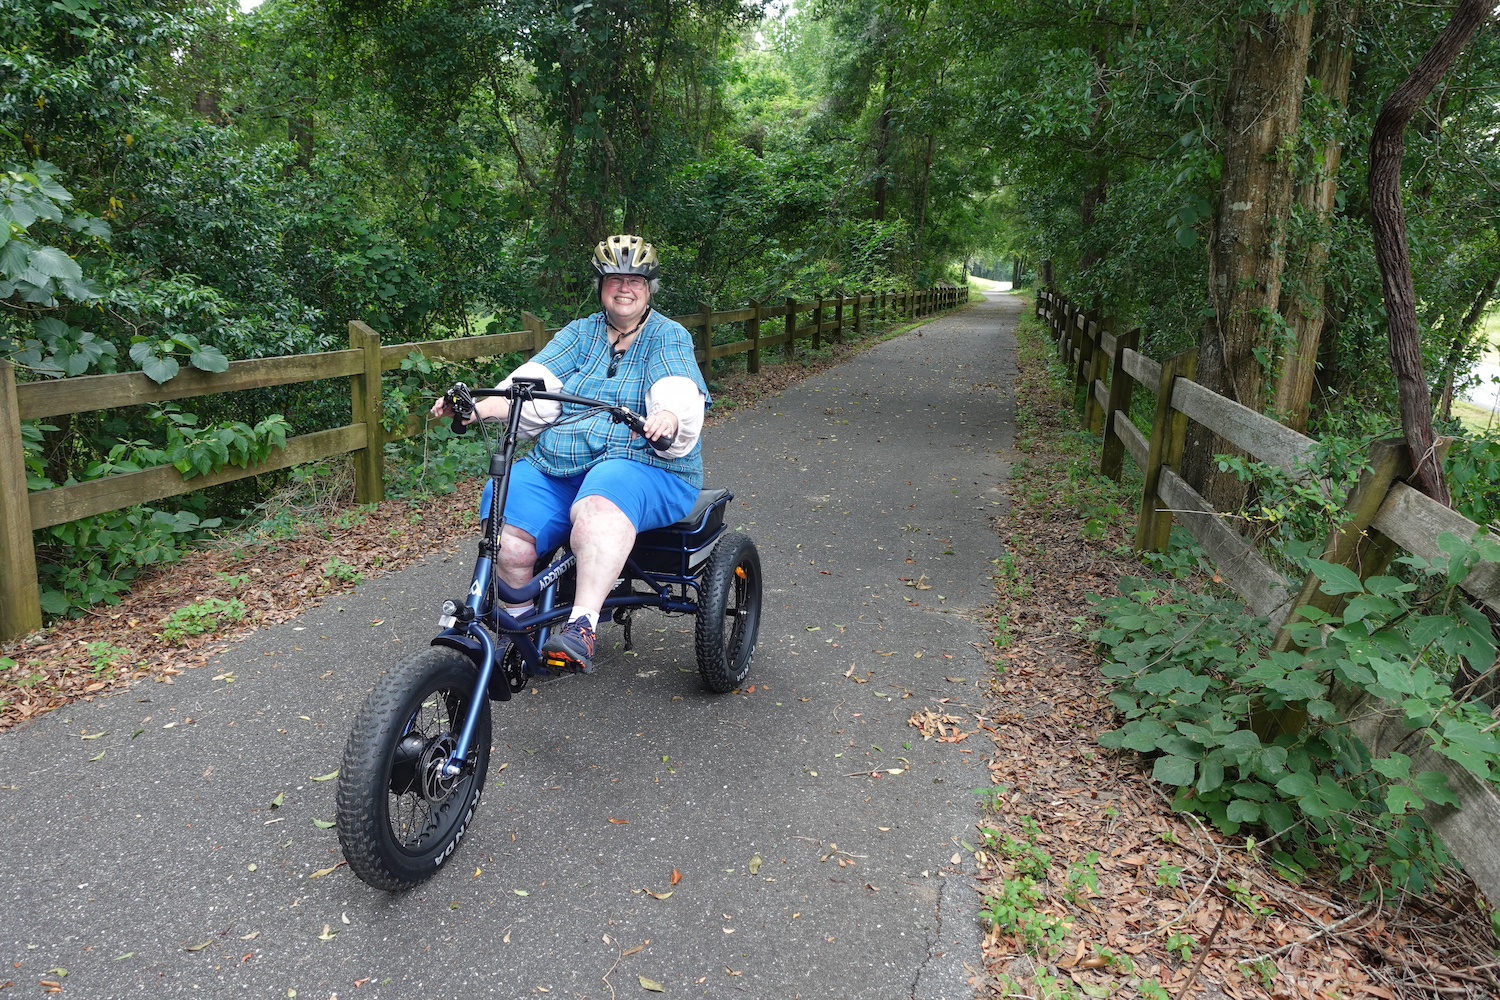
695;532;762;692
336;647;492;890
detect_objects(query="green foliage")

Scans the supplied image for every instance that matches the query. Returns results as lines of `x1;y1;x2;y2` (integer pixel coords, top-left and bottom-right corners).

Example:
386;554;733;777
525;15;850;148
978;814;1068;953
36;506;222;615
1063;850;1100;904
1094;529;1500;892
128;332;230;384
84;641;129;674
159;597;246;644
321;556;362;585
0;161;115;375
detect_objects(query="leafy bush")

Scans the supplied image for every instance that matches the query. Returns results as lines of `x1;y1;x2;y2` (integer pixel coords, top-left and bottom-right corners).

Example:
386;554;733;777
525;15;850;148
1094;530;1500;892
159;598;246;644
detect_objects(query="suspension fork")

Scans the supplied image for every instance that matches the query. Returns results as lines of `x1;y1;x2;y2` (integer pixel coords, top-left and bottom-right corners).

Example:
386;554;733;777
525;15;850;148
443;395;526;779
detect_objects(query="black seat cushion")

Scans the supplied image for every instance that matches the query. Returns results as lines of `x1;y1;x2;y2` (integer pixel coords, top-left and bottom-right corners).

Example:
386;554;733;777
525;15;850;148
669;488;729;529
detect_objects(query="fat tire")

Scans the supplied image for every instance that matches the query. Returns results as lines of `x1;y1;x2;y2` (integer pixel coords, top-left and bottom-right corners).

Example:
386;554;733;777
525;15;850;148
336;646;491;891
695;532;762;692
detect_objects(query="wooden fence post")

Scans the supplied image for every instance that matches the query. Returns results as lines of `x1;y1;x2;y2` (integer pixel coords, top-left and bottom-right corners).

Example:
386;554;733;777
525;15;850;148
522;311;546;359
833;294;844;344
813;293;823;351
1099;327;1139;481
747;298;761;374
697;301;713;383
0;360;42;641
348;321;385;505
1271;438;1417;653
1133;347;1198;552
1059;301;1074;368
1083;315;1112;433
785;296;797;359
1075;310;1097;401
852;293;862;337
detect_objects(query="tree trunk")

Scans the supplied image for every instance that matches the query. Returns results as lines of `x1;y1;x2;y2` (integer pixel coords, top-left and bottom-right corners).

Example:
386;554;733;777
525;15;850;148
1368;0;1492;506
1436;271;1499;421
872;62;895;221
1273;4;1359;432
1181;7;1314;511
288;111;313;172
913;131;935;257
1078;45;1111;273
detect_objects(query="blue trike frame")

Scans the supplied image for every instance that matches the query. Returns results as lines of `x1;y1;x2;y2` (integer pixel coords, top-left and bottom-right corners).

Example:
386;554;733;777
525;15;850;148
429;380;730;776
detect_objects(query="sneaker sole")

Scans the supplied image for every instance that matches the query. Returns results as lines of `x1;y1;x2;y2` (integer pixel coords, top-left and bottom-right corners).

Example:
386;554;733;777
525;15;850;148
543;650;594;675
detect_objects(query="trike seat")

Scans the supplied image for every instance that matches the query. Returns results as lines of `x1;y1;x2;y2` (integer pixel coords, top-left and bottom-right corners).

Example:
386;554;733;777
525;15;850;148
632;488;732;576
667;488;729;528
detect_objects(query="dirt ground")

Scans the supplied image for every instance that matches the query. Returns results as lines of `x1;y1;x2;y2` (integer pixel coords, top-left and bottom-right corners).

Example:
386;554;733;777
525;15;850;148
962;307;1498;999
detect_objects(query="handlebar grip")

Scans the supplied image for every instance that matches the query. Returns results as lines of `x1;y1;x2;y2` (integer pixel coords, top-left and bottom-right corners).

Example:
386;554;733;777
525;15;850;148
619;409;673;453
446;384;473;435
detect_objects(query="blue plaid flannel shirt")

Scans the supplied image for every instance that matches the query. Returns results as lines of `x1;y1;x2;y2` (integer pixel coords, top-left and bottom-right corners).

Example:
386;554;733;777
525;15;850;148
525;310;711;487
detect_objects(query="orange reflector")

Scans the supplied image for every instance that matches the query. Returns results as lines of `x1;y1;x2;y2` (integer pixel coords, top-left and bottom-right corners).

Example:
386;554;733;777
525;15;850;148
735;566;746;579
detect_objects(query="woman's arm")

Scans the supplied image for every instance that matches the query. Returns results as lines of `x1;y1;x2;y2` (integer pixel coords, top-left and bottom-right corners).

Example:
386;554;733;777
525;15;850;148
643;375;705;458
426;361;563;437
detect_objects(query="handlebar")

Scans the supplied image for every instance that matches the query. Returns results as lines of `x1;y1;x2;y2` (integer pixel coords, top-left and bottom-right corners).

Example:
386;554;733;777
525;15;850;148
443;381;676;453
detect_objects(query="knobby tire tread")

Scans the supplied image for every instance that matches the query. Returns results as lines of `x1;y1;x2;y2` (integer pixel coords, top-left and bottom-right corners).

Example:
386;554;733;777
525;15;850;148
696;532;761;692
336;646;490;891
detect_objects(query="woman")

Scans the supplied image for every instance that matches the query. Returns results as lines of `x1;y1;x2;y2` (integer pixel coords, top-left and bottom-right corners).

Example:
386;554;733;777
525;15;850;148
431;235;710;673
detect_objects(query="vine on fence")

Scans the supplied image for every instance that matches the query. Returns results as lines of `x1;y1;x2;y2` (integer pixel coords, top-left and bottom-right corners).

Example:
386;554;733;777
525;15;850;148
22;403;291;614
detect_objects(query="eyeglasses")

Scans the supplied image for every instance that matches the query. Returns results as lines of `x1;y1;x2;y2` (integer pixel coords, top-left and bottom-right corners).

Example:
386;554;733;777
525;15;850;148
603;275;648;289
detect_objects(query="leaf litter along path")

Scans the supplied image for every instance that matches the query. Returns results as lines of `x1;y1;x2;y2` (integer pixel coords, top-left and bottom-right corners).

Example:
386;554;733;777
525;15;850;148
0;309;950;733
963;308;1499;1000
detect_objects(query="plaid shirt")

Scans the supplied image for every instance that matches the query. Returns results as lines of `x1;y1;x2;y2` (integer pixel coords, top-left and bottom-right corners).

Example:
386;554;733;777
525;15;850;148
526;310;711;487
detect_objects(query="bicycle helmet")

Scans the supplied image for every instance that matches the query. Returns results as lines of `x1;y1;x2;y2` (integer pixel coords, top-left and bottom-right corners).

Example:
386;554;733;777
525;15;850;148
592;234;660;280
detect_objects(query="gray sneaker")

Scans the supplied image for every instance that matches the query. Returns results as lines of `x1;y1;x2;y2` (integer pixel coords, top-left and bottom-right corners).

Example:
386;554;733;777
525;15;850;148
541;616;596;674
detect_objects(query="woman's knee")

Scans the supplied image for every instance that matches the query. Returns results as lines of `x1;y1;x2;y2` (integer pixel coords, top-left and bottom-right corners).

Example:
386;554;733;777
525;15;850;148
570;493;628;524
499;523;538;567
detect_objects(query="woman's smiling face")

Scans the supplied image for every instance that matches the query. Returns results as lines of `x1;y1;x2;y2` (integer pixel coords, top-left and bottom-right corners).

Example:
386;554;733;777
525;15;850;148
602;273;650;327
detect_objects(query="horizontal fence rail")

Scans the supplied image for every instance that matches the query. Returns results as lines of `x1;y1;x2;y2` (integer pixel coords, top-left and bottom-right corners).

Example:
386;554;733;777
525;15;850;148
0;285;970;641
1034;286;1500;905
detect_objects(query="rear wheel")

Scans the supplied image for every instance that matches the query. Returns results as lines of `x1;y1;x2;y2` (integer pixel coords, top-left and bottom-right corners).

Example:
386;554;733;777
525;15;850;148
695;532;762;692
336;647;491;890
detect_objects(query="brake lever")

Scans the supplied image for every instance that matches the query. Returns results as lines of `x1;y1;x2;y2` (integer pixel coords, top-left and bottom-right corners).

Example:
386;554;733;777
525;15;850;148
446;382;475;435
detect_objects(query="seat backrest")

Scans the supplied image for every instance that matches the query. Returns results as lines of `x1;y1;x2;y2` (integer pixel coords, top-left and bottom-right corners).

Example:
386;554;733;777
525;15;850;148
672;488;729;528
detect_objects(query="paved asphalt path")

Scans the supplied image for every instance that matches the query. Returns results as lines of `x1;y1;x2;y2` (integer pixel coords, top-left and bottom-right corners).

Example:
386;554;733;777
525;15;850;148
1;292;1021;999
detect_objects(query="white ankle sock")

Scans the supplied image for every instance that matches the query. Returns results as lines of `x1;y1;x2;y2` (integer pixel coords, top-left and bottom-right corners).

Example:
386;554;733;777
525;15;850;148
571;608;600;630
504;601;534;618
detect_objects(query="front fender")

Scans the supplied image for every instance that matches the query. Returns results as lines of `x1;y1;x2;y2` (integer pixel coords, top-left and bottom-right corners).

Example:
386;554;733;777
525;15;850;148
432;631;511;702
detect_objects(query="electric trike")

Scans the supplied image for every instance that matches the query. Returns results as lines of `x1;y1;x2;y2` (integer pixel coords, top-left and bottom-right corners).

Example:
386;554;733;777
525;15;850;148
334;378;762;890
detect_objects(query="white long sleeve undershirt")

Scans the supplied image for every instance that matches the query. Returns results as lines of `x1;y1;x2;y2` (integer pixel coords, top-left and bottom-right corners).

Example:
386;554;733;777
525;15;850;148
494;365;706;458
644;375;706;458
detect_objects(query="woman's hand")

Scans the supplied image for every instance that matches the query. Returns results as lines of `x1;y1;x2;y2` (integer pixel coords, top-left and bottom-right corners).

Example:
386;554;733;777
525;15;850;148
639;408;679;445
429;393;509;424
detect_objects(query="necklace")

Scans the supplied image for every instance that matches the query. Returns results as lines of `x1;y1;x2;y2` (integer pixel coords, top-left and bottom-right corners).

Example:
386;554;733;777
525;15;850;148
606;310;649;377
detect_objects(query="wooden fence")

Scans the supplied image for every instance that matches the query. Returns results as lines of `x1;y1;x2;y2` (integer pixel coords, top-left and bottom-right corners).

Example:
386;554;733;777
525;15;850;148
1036;286;1500;904
0;286;969;641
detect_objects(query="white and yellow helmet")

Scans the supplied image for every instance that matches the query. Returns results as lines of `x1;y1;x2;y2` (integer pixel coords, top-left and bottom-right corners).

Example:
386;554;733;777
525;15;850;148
592;234;660;280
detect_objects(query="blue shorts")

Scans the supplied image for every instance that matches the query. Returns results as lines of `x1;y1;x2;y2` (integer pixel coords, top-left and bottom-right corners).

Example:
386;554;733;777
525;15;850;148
480;458;699;554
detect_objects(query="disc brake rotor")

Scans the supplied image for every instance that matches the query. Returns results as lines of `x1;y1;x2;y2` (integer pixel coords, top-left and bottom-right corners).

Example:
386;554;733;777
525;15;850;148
416;733;460;803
